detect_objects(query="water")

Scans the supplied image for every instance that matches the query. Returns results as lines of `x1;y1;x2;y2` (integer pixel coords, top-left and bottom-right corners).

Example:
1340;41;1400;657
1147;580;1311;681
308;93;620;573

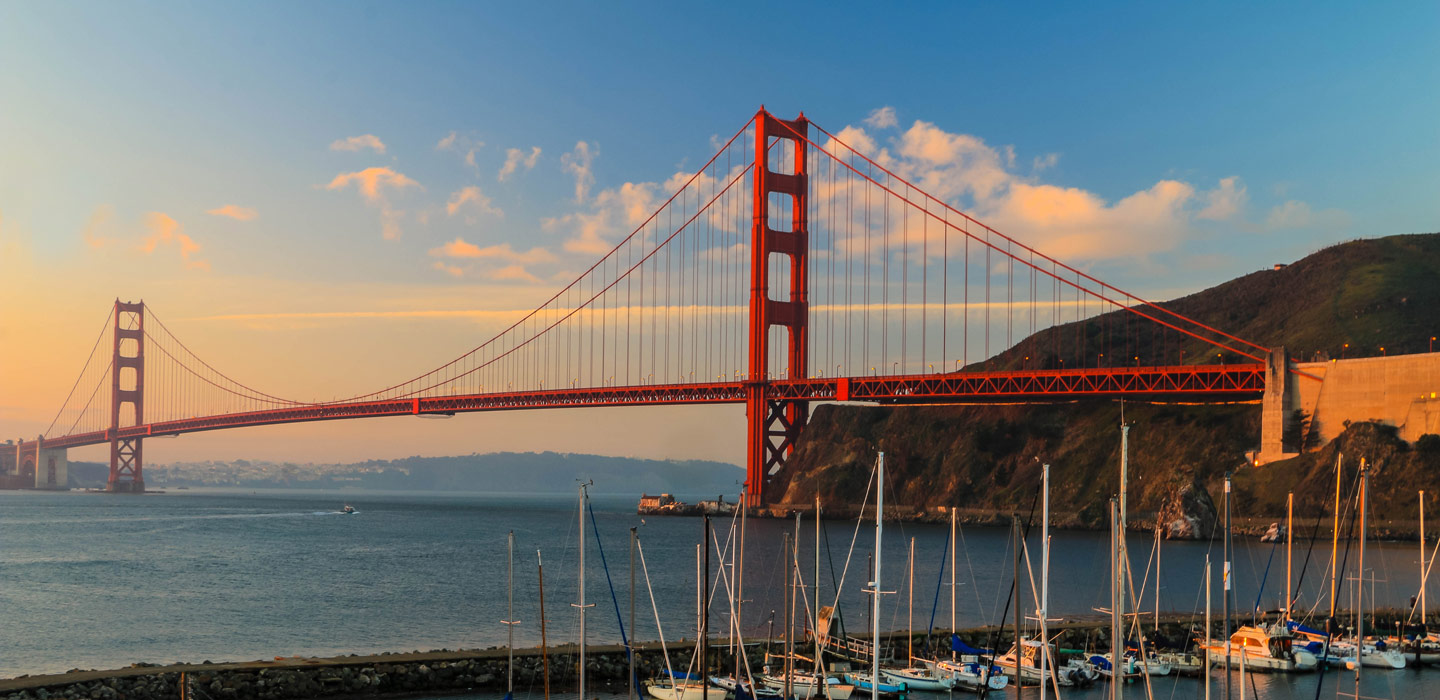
1;488;1436;699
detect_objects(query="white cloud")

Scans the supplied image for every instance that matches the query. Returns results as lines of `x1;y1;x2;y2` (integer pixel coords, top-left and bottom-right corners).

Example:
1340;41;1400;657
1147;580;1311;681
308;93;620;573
498;146;542;182
432;260;465;277
140;212;209;271
445;186;503;218
864;106;898;129
324;167;420;202
819;119;1345;263
329;134;386;154
1197;176;1247;221
1265;200;1349;231
207;204;259;221
429;237;555;264
437;132;483;171
324;167;421;240
561;141;596;203
490;264;542;284
1032;153;1060;173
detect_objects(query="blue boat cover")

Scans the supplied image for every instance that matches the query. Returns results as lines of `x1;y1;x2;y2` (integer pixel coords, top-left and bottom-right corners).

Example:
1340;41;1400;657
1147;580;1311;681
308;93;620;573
951;634;993;655
663;670;703;680
1302;641;1324;654
1286;620;1329;638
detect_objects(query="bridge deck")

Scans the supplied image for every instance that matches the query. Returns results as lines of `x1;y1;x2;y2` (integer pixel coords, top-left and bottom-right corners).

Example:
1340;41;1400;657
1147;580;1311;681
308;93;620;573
28;364;1262;451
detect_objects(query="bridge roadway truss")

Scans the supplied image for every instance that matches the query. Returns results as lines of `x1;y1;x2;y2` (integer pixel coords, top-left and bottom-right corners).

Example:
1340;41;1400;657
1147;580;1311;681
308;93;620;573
32;363;1263;451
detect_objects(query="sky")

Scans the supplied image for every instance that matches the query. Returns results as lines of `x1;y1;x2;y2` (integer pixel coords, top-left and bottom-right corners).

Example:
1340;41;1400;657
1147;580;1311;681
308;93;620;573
1;2;1437;467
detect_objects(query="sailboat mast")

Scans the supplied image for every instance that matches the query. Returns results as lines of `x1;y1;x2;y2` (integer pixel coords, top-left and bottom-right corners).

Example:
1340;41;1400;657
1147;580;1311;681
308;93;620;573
1285;492;1293;621
1422;490;1428;622
1154;524;1160;632
1110;498;1122;700
539;550;550;700
630;527;637;700
1013;514;1023;700
578;484;589;700
507;531;516;696
815;495;823;682
1040;462;1050;700
737;495;747;686
1118;422;1128;671
1223;472;1232;700
1356;466;1368;695
1204;556;1211;700
872;452;885;700
789;532;800;700
703;516;711;691
908;537;915;662
1330;454;1343;617
950;506;957;660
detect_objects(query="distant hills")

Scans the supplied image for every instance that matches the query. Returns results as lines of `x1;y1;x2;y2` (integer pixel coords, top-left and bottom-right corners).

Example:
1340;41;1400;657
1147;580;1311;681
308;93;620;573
70;453;744;496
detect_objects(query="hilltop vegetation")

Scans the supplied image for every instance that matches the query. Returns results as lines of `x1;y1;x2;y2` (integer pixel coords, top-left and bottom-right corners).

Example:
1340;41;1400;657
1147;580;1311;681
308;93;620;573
780;233;1440;526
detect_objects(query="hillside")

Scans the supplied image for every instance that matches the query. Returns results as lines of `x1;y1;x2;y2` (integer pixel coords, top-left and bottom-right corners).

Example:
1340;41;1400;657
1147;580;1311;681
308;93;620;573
777;233;1440;529
987;233;1440;371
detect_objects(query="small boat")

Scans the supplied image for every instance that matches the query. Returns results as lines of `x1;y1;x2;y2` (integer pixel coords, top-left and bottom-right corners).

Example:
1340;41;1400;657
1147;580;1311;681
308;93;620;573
709;676;782;700
880;665;953;691
1199;623;1318;672
341;504;356;514
758;670;855;700
1088;652;1143;681
994;638;1099;687
922;659;1009;693
1153;650;1204;676
841;671;905;696
644;678;726;700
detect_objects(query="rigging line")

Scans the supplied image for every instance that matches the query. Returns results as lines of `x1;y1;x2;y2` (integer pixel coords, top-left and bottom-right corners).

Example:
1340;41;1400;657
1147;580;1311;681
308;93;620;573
144;305;305;406
782;120;1269;363
376;162;755;401
635;537;678;687
141;331;298;406
332;116;758;404
61;363;112;437
585;501;630;651
44;305;114;436
923;515;952;656
803;121;1272;359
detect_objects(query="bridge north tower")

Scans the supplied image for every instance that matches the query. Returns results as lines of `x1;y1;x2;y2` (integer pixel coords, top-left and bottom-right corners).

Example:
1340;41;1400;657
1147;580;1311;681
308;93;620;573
108;300;145;492
746;109;810;503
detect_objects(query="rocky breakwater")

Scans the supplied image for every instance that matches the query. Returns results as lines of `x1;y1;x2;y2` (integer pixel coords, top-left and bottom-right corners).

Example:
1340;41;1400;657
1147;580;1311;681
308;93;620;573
0;646;720;700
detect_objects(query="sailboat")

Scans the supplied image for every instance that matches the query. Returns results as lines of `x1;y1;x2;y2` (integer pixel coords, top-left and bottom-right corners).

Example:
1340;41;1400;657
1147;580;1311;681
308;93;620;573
919;507;1008;692
1198;475;1318;673
839;452;906;697
648;519;727;700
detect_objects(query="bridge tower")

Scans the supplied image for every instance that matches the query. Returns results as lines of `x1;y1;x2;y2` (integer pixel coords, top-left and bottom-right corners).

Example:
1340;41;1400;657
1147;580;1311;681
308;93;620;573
746;109;809;503
108;300;145;492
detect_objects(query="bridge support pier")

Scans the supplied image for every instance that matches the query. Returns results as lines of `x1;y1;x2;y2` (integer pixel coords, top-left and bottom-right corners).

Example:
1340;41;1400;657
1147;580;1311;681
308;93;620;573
108;300;146;493
745;109;810;504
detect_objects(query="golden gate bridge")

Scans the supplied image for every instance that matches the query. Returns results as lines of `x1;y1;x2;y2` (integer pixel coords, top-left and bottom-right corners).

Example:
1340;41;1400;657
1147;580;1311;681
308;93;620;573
15;109;1273;500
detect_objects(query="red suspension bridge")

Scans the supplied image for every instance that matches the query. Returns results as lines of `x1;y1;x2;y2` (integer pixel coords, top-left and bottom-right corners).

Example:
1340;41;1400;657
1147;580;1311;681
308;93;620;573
14;109;1276;499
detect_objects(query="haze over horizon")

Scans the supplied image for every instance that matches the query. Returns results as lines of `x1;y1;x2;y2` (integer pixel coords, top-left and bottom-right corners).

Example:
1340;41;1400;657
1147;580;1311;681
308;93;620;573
3;2;1437;467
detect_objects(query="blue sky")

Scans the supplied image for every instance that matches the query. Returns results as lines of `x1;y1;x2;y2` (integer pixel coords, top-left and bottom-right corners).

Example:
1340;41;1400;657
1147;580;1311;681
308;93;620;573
1;2;1436;464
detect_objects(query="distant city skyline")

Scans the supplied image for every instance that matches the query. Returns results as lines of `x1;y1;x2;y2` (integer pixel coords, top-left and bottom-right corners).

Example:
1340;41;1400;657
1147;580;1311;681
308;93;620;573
2;2;1436;466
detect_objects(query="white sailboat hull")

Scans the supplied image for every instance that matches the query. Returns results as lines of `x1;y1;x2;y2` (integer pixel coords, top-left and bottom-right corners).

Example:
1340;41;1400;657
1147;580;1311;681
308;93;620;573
646;682;727;700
